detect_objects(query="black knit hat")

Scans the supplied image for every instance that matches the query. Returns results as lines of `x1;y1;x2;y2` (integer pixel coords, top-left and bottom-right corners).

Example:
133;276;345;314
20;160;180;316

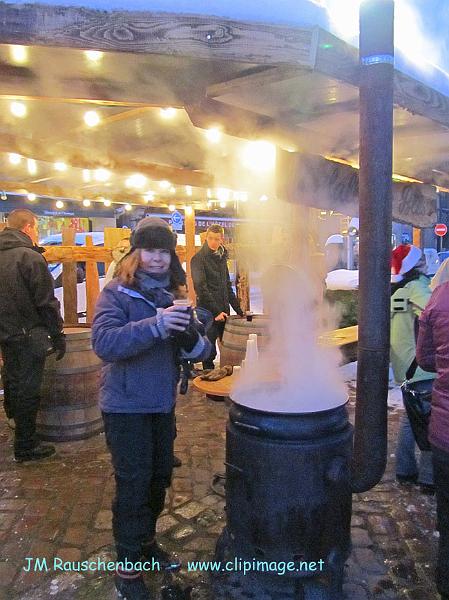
131;217;176;251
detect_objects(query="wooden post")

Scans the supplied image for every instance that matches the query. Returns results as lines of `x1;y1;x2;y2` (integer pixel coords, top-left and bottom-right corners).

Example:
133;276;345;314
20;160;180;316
61;227;78;325
85;236;100;325
236;264;250;313
184;209;196;303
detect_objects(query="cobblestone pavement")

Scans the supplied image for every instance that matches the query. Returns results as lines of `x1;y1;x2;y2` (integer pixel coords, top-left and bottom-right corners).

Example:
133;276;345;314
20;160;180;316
0;379;440;600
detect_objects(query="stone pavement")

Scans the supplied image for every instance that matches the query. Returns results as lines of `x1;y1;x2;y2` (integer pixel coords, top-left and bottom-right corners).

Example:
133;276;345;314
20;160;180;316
0;378;441;600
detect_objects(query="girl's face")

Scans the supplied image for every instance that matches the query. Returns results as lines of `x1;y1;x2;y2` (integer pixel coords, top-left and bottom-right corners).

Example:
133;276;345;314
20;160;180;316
140;248;171;274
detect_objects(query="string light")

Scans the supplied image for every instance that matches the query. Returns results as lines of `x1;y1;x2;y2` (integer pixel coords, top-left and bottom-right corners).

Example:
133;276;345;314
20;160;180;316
55;200;64;209
205;128;222;144
82;169;91;183
185;186;193;197
10;101;27;118
84;50;103;63
82;199;91;207
168;204;176;212
159;180;171;190
94;168;110;182
9;153;21;165
84;110;101;127
124;203;132;211
27;193;36;202
126;173;147;189
159;107;177;119
9;45;28;65
103;199;112;207
27;159;37;175
54;161;67;172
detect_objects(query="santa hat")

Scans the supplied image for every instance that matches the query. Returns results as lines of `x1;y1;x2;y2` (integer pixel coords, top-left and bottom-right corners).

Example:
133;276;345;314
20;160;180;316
391;244;422;282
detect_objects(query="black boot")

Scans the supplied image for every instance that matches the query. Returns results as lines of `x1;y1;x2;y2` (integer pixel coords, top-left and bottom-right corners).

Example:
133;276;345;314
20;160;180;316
141;541;181;572
14;443;55;463
115;574;151;600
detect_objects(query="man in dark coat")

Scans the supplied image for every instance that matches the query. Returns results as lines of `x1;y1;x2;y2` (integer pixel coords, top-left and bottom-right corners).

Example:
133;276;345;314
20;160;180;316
0;209;65;462
191;224;243;370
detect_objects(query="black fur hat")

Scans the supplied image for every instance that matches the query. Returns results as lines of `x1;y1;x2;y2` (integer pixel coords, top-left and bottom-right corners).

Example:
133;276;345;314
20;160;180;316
131;217;176;251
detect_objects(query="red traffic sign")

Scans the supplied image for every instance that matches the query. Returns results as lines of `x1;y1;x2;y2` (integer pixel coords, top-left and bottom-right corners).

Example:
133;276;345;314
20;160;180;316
435;223;448;237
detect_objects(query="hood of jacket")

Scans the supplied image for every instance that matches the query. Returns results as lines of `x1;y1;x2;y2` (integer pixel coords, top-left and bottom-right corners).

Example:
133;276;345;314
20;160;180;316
0;228;42;253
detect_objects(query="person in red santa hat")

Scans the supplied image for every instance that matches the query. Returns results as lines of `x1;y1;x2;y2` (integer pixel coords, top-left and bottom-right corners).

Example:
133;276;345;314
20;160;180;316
390;244;435;493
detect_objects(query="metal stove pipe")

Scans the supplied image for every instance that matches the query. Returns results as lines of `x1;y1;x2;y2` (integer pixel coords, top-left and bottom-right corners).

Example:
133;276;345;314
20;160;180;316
352;0;394;493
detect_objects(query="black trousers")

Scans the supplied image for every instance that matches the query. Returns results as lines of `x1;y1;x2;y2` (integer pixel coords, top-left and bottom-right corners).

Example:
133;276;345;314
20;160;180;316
0;338;46;453
432;445;449;597
103;411;175;563
203;320;225;370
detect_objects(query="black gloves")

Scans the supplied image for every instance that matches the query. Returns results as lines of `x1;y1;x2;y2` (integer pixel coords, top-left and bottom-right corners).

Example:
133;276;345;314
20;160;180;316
51;334;66;361
171;326;200;353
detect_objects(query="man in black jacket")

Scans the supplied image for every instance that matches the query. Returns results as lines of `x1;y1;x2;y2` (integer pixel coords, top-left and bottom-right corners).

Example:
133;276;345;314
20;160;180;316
0;209;66;462
191;225;243;370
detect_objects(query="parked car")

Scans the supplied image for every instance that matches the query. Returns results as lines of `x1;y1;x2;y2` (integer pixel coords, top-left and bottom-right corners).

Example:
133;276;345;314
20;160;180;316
40;232;105;287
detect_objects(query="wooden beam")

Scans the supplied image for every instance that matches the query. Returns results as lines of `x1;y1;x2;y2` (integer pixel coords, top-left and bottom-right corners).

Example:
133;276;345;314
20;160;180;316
0;135;214;188
0;5;317;67
61;227;78;325
43;246;112;263
84;236;100;324
185;97;330;155
184;208;196;304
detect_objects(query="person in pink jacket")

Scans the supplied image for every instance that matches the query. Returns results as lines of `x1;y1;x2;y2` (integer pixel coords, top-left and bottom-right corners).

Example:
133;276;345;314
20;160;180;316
416;278;449;600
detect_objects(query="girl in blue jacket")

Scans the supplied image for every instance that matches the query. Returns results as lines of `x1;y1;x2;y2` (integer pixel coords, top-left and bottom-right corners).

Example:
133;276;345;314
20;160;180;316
92;218;210;600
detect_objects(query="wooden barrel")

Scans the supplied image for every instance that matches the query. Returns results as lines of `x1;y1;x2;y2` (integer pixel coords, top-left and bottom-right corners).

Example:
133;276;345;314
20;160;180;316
219;315;270;367
37;326;103;442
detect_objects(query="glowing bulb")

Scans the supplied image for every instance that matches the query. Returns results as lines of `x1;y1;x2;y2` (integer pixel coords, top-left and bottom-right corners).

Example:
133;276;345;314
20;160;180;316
159;107;177;119
0;192;7;201
241;141;276;173
185;186;193;197
94;168;110;182
205;128;222;143
169;186;176;194
325;0;362;41
82;199;91;207
207;189;212;198
168;204;176;212
216;188;231;202
124;203;132;211
185;206;193;216
259;194;269;202
9;45;28;65
55;200;64;209
85;50;103;63
84;110;101;127
54;161;67;172
103;199;111;207
27;159;37;175
144;192;155;203
10;101;27;118
27;193;36;202
126;173;147;189
9;153;21;165
159;180;171;190
82;169;91;183
207;201;212;208
219;201;227;208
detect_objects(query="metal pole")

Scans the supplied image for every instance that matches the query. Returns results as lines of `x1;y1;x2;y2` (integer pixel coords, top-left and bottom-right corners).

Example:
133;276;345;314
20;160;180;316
352;0;394;493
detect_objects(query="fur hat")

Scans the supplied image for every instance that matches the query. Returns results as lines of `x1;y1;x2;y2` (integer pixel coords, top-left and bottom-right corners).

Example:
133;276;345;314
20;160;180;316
131;217;176;251
391;244;422;282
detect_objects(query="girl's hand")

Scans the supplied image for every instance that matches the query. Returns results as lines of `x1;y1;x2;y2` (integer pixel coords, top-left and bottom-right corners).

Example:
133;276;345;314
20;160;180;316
161;305;191;332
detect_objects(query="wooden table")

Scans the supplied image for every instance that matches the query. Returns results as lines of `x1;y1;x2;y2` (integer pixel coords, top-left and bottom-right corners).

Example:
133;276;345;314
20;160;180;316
192;373;237;398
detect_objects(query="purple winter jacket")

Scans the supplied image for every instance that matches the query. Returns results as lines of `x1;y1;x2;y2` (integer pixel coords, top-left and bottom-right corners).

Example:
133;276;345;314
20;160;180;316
416;280;449;453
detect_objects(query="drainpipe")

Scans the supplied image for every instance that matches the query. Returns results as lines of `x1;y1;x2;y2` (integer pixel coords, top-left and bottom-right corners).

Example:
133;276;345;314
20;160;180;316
352;0;394;493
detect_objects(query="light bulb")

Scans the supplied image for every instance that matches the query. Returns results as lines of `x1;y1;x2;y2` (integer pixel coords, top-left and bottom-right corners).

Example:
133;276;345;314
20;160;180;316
205;128;222;143
159;107;177;119
124;203;132;211
94;168;110;182
27;193;36;202
9;153;21;165
10;101;27;118
159;180;171;190
169;186;176;194
103;199;111;207
185;186;193;197
219;201;227;208
27;159;37;175
185;206;193;216
55;200;64;209
85;50;103;63
82;199;91;207
54;161;67;172
168;204;176;212
84;110;101;127
125;174;147;189
9;45;28;65
82;169;91;183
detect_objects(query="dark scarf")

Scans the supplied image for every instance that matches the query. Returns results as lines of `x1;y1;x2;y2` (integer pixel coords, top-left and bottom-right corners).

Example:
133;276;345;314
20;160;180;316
133;269;174;308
